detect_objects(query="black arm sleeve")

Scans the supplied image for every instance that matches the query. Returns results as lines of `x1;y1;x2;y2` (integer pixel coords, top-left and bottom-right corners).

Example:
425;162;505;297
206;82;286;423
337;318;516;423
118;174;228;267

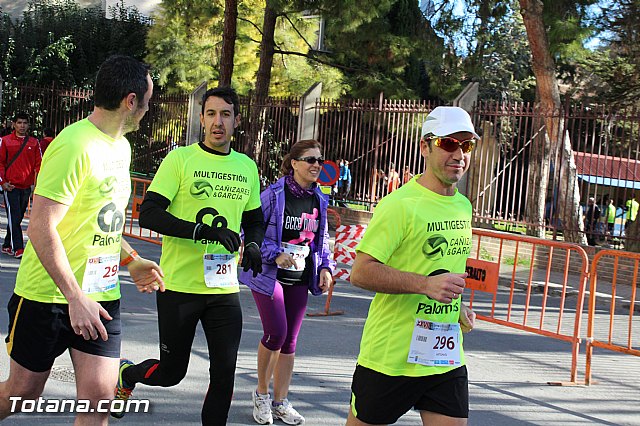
241;207;265;247
138;191;198;239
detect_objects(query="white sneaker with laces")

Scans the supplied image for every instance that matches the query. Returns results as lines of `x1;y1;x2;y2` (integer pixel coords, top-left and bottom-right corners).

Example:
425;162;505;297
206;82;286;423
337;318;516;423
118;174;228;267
272;399;305;425
252;391;273;425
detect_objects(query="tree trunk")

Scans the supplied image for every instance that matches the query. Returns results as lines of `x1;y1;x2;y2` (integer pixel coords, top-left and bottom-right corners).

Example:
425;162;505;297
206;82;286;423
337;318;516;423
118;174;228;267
525;113;549;239
219;0;238;87
557;129;585;243
245;0;278;161
625;219;640;252
519;0;585;244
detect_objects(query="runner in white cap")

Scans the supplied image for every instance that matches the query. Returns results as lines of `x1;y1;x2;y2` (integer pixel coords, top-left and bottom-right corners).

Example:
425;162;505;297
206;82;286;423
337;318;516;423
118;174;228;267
347;106;478;426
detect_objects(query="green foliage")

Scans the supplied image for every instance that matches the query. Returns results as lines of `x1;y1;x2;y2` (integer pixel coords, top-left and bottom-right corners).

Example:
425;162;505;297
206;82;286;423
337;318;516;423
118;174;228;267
472;0;535;102
574;0;640;108
479;247;496;262
146;0;346;97
269;11;344;97
265;132;288;183
0;0;149;86
23;34;75;83
425;0;600;103
425;0;533;102
322;0;445;99
503;255;530;267
493;221;527;234
542;0;598;62
146;3;222;92
147;0;447;99
1;0;626;108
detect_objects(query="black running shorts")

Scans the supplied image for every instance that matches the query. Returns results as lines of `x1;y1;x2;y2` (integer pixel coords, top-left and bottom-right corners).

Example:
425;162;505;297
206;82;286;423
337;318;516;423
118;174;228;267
350;364;469;424
5;293;121;372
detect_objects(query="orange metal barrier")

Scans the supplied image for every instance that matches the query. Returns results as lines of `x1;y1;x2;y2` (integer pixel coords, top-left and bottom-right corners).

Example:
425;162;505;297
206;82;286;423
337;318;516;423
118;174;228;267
585;249;640;385
124;177;163;245
467;229;589;384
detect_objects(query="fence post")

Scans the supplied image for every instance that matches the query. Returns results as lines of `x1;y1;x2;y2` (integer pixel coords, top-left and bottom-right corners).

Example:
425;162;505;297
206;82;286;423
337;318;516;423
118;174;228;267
297;82;322;141
454;82;479;197
370;92;384;205
453;82;479;112
186;81;207;145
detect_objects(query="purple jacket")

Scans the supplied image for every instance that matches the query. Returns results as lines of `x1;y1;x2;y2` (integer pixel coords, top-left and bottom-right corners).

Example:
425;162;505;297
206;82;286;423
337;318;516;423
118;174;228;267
239;177;335;297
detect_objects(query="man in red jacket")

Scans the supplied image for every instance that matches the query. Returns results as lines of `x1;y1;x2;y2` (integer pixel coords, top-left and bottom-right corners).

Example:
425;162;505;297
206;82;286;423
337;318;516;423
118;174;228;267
0;112;42;258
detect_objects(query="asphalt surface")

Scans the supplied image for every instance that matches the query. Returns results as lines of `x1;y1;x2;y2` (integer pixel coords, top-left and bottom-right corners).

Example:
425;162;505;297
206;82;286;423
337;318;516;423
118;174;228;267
0;217;639;425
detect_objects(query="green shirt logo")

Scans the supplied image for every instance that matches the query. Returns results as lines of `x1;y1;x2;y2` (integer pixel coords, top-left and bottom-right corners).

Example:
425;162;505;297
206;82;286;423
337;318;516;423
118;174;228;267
99;176;117;196
422;234;448;259
190;180;214;199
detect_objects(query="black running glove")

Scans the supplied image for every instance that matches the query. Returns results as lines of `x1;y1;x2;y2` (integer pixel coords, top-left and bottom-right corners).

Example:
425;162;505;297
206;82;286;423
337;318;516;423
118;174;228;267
196;223;242;252
241;242;263;277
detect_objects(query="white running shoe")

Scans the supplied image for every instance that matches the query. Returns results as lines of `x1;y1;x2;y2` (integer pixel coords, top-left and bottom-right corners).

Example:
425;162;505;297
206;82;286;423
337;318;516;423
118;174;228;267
252;391;273;425
272;399;305;425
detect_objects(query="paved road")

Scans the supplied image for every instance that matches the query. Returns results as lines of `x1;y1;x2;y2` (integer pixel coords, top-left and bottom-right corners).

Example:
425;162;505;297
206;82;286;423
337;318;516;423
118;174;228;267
0;225;639;425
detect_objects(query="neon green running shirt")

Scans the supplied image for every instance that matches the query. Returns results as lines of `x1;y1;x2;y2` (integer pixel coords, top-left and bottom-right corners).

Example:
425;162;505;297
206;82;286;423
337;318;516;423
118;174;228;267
607;204;616;224
356;176;472;377
15;119;131;303
626;199;639;221
147;144;261;294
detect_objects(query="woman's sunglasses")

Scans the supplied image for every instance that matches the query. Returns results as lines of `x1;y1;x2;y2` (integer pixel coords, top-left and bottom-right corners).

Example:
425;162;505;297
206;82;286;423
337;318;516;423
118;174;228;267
428;136;477;154
296;156;325;165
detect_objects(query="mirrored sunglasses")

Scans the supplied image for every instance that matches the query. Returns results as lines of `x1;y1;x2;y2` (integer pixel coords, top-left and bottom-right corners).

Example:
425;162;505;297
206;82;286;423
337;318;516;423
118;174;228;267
296;156;325;165
429;136;476;154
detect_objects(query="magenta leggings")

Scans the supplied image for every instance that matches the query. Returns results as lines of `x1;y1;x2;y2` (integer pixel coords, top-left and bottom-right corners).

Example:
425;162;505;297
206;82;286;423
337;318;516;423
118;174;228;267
252;282;309;354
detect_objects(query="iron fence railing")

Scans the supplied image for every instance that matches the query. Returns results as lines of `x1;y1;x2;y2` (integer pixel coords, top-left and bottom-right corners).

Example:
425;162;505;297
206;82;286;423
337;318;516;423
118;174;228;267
314;97;440;203
0;82;189;178
4;82;640;248
470;101;640;248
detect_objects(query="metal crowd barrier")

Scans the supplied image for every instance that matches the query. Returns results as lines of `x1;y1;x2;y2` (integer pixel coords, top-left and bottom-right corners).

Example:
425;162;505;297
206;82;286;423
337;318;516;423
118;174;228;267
124;177;162;245
585;249;640;385
465;229;589;384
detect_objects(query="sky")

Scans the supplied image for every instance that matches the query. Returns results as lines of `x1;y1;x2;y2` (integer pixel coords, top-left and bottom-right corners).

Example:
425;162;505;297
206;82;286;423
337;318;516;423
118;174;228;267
0;0;161;20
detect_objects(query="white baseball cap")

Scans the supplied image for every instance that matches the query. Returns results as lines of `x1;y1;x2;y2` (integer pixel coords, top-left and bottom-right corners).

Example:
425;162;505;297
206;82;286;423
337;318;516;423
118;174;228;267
421;106;479;139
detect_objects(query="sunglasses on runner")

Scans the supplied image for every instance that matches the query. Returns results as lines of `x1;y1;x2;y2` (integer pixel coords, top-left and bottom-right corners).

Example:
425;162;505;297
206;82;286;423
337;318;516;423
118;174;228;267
427;136;477;154
296;156;325;165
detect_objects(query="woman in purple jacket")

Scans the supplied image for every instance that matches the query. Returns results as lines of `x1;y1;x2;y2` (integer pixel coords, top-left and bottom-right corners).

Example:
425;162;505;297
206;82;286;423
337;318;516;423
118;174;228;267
240;139;335;425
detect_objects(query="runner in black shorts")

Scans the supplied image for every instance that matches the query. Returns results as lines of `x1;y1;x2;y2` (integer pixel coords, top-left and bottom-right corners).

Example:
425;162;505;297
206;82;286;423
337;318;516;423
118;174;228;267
0;56;164;423
6;295;122;372
351;365;469;424
347;107;478;426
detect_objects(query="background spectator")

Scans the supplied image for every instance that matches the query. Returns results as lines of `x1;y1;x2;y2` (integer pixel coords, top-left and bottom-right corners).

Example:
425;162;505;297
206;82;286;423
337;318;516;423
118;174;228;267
386;162;400;194
0;112;42;258
338;159;352;200
584;197;600;246
40;127;55;155
625;193;639;230
402;165;413;185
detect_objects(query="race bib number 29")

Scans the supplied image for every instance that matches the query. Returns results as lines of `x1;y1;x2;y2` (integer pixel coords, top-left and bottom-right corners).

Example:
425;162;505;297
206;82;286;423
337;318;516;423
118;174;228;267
81;254;119;294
